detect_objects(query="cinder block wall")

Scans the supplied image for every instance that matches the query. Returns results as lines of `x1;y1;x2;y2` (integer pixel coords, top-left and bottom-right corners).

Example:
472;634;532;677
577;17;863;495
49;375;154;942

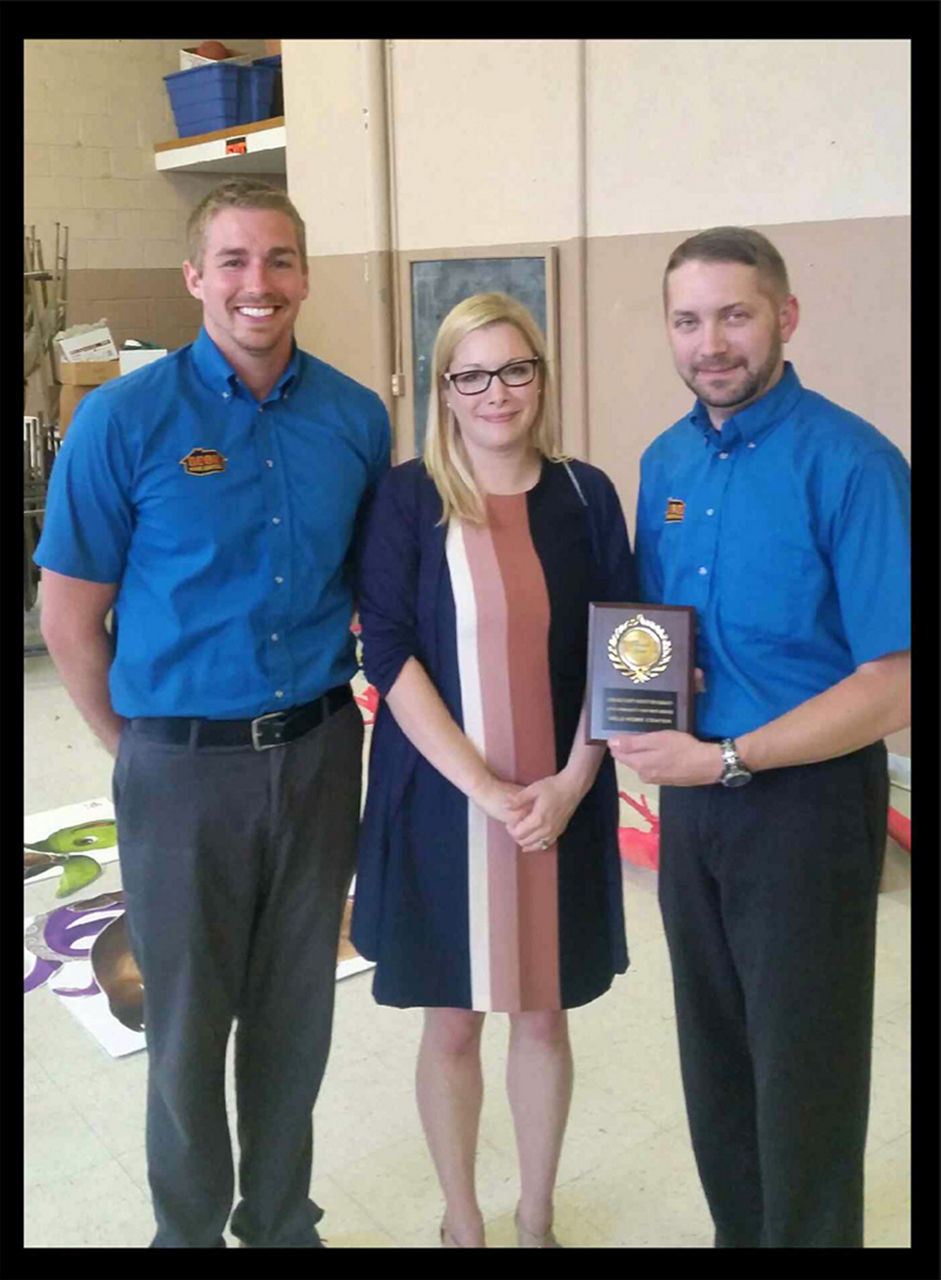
24;38;273;354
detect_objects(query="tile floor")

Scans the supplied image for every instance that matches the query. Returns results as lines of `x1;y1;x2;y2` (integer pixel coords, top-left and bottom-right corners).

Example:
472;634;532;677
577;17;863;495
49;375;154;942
23;649;911;1248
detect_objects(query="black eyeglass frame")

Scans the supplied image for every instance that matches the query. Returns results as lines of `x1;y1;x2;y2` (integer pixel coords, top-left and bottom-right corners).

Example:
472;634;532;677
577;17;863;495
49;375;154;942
442;357;542;396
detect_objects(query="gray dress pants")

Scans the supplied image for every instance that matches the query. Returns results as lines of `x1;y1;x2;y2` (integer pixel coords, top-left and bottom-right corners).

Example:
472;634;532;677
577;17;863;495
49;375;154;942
112;699;363;1248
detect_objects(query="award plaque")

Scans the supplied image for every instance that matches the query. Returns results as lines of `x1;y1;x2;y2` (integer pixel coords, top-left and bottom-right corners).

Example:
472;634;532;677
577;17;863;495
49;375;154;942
586;603;696;743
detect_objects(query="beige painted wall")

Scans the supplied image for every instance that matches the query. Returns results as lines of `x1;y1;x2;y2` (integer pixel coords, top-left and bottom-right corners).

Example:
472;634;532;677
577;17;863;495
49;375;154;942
24;38;269;273
587;40;911;236
283;40;382;258
389;40;583;250
25;38;911;751
283;40;395;402
280;38;910;760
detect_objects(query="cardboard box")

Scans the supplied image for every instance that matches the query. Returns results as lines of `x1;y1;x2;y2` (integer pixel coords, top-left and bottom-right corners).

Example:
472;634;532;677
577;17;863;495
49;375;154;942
179;47;252;71
57;360;120;437
56;324;118;364
58;358;121;387
119;348;168;376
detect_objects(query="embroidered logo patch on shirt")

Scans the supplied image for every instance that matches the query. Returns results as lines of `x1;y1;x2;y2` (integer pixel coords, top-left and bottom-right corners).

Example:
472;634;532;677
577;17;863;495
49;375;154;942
180;447;227;476
665;497;686;523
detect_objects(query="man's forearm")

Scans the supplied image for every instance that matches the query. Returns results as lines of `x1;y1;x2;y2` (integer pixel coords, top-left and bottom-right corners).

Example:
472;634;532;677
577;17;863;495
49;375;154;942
43;626;126;756
609;651;910;786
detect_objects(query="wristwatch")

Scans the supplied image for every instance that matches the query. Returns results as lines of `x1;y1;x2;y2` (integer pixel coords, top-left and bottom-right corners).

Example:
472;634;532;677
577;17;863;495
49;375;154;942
719;738;752;788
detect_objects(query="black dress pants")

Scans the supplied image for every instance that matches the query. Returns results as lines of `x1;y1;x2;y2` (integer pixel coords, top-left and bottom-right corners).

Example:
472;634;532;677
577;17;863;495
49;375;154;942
657;742;887;1248
112;701;363;1248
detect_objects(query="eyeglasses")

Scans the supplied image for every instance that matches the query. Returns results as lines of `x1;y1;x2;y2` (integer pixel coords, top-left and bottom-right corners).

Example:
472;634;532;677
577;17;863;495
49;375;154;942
443;358;541;396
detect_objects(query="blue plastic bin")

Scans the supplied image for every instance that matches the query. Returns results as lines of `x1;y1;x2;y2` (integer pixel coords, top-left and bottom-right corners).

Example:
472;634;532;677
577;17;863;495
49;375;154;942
163;62;276;139
253;54;283;116
164;63;240;137
238;64;276;124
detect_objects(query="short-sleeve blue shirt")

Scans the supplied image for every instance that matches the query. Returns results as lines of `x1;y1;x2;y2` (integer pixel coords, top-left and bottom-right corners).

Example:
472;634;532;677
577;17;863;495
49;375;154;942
634;363;910;740
35;328;391;718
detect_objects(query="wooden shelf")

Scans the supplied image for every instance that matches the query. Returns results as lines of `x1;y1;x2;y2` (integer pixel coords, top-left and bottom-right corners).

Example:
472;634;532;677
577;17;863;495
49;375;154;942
154;117;285;174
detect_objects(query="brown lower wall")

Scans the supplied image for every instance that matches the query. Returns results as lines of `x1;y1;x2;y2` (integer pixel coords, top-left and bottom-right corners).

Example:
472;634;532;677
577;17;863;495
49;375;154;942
296;216;910;755
49;220;909;755
63;267;203;354
295;251;394;413
25;266;202;423
587;216;910;538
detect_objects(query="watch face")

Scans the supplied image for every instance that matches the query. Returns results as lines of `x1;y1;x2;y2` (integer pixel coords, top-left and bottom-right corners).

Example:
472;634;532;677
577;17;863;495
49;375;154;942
723;768;751;788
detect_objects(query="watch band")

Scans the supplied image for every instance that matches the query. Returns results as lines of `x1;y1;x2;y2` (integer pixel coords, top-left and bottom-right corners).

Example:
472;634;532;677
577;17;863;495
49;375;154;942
719;737;752;787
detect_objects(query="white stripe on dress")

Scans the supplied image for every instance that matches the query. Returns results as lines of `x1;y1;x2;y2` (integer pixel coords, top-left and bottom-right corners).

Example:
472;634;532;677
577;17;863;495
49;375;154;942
445;520;491;1011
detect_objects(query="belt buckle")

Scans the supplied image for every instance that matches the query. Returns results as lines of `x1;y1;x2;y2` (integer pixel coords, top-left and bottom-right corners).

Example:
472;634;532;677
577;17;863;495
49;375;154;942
251;710;287;751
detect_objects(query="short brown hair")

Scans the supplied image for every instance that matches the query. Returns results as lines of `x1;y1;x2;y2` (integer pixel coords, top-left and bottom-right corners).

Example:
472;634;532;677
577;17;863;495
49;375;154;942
663;226;790;307
186;178;307;274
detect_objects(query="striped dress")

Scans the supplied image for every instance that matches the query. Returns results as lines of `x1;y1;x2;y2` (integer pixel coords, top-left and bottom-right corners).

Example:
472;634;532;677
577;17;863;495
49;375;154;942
353;458;632;1012
448;494;563;1010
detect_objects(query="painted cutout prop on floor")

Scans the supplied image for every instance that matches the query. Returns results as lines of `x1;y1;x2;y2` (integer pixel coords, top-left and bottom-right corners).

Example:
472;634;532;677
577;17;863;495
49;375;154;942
24;798;119;895
24;801;375;1057
24;892;145;1057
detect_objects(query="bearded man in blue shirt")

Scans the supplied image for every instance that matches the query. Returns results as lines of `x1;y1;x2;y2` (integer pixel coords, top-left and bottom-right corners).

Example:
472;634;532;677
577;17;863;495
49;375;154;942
611;227;910;1248
36;179;390;1248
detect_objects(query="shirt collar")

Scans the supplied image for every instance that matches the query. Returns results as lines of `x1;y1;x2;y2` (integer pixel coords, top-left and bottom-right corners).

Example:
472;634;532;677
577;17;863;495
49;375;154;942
689;361;803;448
191;326;300;403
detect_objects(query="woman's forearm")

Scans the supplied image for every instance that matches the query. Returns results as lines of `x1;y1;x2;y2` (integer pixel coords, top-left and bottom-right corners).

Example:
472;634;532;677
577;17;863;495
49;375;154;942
560;699;607;801
384;656;518;816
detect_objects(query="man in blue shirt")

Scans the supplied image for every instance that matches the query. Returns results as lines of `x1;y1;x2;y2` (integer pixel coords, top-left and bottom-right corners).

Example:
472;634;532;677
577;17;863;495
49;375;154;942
611;227;910;1248
36;178;390;1248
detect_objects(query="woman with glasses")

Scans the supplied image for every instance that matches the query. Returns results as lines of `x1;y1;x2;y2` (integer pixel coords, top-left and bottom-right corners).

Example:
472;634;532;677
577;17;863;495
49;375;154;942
352;293;635;1248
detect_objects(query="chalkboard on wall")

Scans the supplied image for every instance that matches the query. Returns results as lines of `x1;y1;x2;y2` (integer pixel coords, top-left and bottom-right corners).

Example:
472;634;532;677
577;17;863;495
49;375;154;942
410;257;548;456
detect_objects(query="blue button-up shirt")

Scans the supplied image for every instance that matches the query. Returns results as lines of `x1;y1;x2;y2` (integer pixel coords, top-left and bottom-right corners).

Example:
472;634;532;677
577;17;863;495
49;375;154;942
634;363;910;739
36;328;390;718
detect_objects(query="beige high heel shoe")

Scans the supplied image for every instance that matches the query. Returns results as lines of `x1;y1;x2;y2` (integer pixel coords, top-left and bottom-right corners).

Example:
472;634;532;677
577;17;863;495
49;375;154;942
515;1206;562;1248
440;1219;486;1247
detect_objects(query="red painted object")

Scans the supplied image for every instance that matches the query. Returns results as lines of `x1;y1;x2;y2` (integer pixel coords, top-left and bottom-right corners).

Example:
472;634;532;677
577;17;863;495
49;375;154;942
618;790;660;870
354;683;380;725
887;805;911;853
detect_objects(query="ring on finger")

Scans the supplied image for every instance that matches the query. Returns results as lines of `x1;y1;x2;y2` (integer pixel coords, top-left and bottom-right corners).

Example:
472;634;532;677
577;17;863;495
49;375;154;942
539;837;550;849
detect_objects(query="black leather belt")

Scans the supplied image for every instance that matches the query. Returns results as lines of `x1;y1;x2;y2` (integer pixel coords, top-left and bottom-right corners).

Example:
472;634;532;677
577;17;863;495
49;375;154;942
131;685;353;751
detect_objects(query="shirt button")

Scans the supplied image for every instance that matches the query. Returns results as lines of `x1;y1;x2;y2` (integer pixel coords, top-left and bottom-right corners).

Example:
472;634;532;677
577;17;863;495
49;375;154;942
706;508;715;516
718;451;729;460
275;690;284;699
222;391;231;399
274;575;284;584
272;517;282;525
698;566;708;575
266;459;274;468
748;441;756;449
271;633;279;642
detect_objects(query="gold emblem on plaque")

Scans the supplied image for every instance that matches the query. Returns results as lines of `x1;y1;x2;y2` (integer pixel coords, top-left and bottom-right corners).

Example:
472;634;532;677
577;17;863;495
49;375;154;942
608;614;672;684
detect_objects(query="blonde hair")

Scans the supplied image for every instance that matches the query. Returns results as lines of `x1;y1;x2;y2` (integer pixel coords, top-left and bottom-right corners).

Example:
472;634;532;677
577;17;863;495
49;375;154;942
423;292;562;525
186;178;307;275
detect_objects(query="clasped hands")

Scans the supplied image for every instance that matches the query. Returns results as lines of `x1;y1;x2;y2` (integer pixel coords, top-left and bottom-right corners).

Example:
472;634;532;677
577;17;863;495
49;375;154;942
469;772;583;853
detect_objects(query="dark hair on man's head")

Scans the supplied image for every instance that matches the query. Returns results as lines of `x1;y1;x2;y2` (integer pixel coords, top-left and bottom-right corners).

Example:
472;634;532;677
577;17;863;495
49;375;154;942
186;178;307;274
663;226;790;308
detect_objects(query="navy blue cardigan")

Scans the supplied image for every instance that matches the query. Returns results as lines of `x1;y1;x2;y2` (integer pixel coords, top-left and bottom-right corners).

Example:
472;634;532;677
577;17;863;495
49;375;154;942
352;456;636;960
